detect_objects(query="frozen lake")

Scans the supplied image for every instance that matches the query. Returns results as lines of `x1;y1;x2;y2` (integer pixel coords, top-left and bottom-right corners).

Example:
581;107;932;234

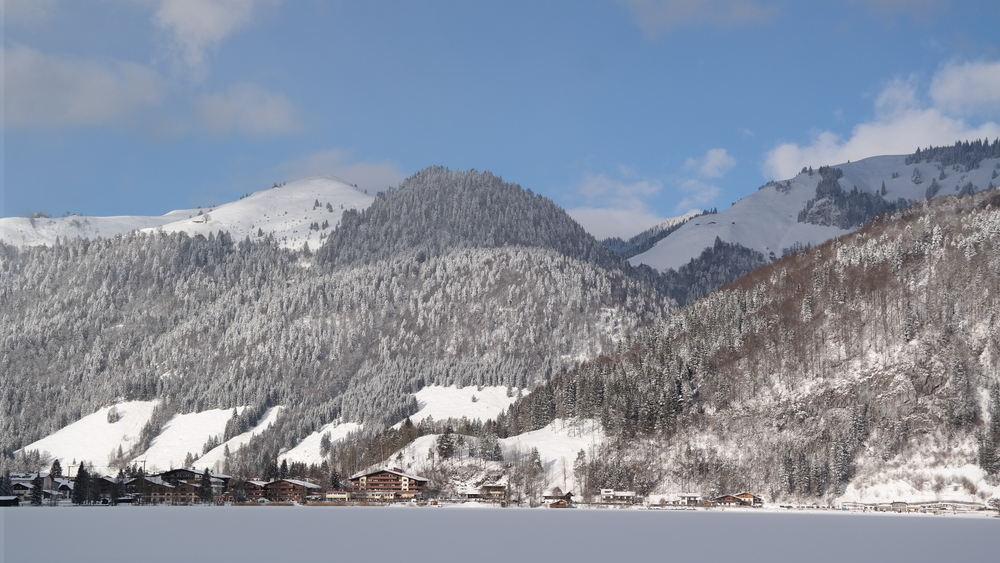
2;505;995;562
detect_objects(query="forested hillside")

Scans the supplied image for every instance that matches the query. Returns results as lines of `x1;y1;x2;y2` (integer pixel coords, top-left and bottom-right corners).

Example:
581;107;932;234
0;168;675;472
500;188;1000;502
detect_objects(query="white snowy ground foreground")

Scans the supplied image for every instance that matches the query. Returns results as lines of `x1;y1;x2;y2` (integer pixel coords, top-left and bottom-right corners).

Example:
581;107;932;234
3;506;995;563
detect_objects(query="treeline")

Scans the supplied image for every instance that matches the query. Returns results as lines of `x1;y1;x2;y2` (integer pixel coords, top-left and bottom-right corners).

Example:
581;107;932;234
906;138;1000;170
798;166;907;229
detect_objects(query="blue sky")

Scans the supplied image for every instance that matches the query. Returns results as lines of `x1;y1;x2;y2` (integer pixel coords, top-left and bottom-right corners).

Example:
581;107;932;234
4;0;1000;238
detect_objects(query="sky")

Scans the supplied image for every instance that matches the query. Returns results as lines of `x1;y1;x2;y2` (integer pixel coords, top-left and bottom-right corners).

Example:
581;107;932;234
3;0;1000;239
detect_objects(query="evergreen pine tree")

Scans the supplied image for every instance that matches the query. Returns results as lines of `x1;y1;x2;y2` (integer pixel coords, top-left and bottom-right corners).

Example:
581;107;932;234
30;473;43;506
49;459;62;479
0;471;13;496
198;469;214;504
436;426;456;460
72;463;88;505
278;459;289;480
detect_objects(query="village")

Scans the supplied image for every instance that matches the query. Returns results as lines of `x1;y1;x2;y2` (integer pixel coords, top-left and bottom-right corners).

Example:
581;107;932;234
2;467;994;516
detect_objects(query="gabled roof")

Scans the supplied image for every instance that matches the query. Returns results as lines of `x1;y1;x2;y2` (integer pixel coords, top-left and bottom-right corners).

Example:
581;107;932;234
349;468;428;482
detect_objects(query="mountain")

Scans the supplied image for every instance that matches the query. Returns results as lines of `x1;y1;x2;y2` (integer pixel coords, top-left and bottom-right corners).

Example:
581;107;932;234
632;140;1000;271
500;187;1000;505
0;176;374;250
1;167;671;475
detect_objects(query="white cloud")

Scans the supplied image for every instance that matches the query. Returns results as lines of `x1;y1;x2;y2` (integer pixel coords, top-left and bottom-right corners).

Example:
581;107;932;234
278;148;406;193
930;61;1000;116
685;148;736;178
567;206;671;240
675;179;720;213
577;172;662;201
195;83;300;136
154;0;280;79
764;69;1000;180
2;44;164;128
621;0;778;35
566;172;668;239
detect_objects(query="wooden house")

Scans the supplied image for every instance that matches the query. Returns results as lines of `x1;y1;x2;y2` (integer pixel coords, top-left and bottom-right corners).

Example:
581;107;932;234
480;484;507;503
0;496;20;507
242;480;269;501
264;479;322;502
713;495;744;506
735;492;764;507
600;489;636;504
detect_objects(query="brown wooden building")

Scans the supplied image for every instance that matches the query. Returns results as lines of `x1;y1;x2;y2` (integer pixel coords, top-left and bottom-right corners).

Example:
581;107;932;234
264;479;322;502
243;480;269;501
349;468;428;501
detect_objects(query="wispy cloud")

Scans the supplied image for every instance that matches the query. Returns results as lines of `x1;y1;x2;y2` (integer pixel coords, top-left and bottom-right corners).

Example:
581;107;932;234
278;148;406;193
929;60;1000;116
2;44;164;128
764;64;1000;179
195;83;300;136
685;148;736;178
621;0;778;35
675;179;721;212
154;0;282;80
566;172;669;239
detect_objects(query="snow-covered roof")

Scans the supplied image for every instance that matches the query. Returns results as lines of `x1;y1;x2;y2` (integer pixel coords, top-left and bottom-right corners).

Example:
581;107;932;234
270;479;321;489
350;468;429;482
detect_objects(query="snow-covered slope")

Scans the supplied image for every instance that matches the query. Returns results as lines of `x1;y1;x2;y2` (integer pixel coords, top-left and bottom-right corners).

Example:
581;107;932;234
499;419;604;491
19;401;159;475
197;406;285;472
0;211;197;248
279;386;517;466
632;155;1000;272
140;407;245;473
141;177;373;250
0;176;374;250
406;385;518;425
279;421;361;466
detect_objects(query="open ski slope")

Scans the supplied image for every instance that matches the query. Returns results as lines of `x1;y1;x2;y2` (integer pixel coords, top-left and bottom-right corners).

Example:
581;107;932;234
19;400;159;475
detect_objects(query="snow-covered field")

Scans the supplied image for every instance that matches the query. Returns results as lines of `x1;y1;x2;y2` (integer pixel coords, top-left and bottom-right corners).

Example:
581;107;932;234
3;505;994;563
406;385;518;425
499;419;604;490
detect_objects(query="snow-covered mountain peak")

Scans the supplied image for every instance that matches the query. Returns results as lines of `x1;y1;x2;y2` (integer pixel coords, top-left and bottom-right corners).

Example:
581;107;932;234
140;176;374;250
631;152;1000;272
0;176;375;250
